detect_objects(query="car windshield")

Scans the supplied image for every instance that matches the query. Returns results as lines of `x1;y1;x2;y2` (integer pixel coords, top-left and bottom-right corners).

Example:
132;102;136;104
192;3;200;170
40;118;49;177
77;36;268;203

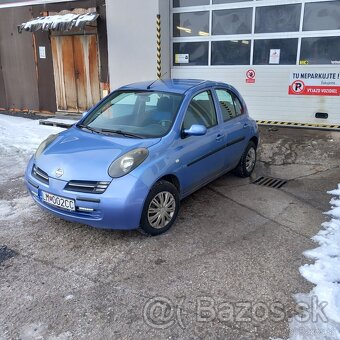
80;91;184;138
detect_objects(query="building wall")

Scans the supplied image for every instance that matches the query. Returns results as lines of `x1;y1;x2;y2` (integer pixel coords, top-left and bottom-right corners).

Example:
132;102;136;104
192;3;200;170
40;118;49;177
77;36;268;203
0;52;7;109
106;0;170;90
35;0;108;83
31;0;108;112
159;0;171;79
0;0;108;113
0;6;39;111
172;66;340;124
31;28;57;112
170;0;340;125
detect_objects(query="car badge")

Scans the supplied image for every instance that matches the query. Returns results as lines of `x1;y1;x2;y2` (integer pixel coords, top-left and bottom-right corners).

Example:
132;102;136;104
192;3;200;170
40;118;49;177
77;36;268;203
55;168;64;178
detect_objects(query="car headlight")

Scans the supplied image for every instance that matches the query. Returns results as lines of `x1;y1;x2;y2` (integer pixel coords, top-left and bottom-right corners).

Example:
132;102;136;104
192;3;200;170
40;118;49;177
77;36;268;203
108;148;149;178
35;134;58;159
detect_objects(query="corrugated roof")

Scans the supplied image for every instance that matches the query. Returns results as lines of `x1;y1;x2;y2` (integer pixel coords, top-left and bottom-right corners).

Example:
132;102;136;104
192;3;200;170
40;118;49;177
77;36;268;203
18;12;98;32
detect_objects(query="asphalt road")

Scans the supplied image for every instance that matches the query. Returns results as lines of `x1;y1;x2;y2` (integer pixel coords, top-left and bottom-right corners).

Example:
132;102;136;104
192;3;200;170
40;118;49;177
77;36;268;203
1;126;340;339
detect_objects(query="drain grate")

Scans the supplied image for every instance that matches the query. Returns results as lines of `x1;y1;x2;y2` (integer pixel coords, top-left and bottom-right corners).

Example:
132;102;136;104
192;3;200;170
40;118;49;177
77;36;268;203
252;176;287;189
0;245;17;265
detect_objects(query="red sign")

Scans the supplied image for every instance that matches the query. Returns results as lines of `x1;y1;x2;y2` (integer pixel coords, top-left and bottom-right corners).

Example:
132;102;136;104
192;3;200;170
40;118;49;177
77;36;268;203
289;72;340;96
289;80;340;96
246;69;255;84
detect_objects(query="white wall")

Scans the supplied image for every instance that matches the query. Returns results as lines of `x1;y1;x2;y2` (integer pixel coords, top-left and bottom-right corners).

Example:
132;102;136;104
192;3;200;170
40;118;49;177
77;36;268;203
159;0;171;79
172;65;340;125
106;0;170;90
106;1;340;125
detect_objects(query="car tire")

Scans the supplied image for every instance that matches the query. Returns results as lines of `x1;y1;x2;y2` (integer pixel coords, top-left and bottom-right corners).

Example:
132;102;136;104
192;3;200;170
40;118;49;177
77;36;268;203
140;180;180;236
234;141;257;178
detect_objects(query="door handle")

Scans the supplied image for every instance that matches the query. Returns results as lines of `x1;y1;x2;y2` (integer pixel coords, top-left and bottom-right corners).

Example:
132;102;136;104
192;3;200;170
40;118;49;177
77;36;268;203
243;123;249;129
216;134;224;141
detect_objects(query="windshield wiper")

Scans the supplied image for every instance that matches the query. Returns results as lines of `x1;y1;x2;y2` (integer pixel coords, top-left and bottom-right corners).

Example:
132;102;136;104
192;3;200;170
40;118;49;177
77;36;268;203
100;129;143;139
77;124;101;134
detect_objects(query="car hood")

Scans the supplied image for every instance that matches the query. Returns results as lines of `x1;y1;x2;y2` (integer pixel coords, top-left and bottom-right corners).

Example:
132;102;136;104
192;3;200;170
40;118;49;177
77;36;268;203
35;127;161;181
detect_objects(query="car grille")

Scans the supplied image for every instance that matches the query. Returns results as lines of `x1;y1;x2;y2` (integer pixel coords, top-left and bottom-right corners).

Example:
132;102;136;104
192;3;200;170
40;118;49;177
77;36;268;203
32;165;49;184
64;180;110;194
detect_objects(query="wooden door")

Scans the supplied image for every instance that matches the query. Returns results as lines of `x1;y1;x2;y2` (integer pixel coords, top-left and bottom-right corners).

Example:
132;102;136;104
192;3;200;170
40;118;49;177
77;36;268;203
51;36;77;111
51;35;100;112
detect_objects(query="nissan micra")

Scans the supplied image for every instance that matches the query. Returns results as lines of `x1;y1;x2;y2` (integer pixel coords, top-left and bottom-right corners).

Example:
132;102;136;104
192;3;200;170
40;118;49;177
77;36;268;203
25;79;259;235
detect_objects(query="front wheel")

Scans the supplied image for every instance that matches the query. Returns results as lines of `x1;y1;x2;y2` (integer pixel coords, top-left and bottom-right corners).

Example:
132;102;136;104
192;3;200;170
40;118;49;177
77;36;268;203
234;141;257;178
140;180;180;236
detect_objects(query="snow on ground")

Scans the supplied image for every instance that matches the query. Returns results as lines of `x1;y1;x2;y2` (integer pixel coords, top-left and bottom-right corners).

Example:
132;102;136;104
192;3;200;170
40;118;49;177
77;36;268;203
1;114;339;338
289;184;340;339
0;196;35;221
0;114;63;155
0;114;63;183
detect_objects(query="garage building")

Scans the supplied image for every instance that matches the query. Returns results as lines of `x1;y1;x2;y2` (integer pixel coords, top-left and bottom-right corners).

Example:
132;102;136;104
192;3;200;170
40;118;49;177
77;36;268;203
108;0;340;126
0;0;339;126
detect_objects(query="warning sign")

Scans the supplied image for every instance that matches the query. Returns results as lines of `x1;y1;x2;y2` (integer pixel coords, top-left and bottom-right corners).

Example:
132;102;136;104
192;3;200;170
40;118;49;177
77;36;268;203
289;72;340;96
269;49;280;64
290;80;305;94
246;69;255;84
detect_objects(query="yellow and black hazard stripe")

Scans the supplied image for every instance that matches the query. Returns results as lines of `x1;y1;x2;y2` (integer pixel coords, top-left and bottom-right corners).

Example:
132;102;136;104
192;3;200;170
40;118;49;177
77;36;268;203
256;120;340;130
156;14;161;79
156;14;162;79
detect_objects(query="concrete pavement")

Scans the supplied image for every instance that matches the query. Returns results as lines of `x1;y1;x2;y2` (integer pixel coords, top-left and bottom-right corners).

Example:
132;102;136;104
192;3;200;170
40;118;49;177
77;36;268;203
1;126;340;339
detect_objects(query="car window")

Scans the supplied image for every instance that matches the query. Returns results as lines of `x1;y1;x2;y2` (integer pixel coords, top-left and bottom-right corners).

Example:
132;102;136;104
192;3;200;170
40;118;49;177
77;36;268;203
82;91;183;138
98;92;137;119
215;89;244;121
215;89;237;122
233;94;244;116
183;90;217;130
145;93;160;112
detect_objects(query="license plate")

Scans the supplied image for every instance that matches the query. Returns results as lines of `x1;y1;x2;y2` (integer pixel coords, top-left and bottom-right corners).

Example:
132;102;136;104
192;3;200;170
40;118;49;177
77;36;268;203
42;191;75;211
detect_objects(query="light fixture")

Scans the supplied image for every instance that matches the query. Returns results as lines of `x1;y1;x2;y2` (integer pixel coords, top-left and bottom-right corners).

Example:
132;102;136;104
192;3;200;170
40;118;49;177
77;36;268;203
176;26;192;34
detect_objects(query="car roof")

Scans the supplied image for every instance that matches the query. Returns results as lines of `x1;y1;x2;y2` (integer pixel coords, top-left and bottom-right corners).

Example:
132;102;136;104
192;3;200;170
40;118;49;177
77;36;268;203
118;79;228;94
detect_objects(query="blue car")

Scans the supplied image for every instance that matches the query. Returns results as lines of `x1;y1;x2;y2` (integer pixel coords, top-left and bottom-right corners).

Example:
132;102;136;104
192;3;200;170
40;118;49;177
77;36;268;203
25;79;259;235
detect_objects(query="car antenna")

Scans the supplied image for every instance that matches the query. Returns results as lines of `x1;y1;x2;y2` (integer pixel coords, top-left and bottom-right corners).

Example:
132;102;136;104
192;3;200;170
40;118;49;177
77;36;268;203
147;79;158;90
147;72;168;89
158;72;168;83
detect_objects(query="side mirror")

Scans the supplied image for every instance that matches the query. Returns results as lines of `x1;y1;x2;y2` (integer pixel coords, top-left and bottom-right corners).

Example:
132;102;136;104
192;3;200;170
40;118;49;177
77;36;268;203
82;111;88;118
183;124;207;137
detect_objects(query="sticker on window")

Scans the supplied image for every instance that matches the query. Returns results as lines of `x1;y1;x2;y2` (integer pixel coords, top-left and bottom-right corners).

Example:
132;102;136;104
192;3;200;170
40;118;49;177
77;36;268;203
269;49;280;64
175;54;189;63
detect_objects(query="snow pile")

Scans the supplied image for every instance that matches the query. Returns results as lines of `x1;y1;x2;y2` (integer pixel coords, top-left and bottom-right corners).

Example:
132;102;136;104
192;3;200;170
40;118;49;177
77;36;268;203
18;12;99;32
0;115;63;155
289;184;340;339
0;114;63;183
0;197;35;221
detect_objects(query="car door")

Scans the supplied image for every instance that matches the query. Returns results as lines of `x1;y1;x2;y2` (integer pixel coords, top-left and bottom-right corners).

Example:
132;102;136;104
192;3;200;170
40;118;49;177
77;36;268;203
214;88;249;170
176;90;225;196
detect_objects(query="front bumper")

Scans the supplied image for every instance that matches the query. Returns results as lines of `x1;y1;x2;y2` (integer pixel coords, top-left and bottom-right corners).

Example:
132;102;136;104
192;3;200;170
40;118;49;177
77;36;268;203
25;158;150;230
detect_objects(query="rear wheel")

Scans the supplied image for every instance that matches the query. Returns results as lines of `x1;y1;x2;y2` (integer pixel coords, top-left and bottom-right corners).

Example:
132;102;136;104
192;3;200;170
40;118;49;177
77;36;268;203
140;180;180;236
234;141;257;178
